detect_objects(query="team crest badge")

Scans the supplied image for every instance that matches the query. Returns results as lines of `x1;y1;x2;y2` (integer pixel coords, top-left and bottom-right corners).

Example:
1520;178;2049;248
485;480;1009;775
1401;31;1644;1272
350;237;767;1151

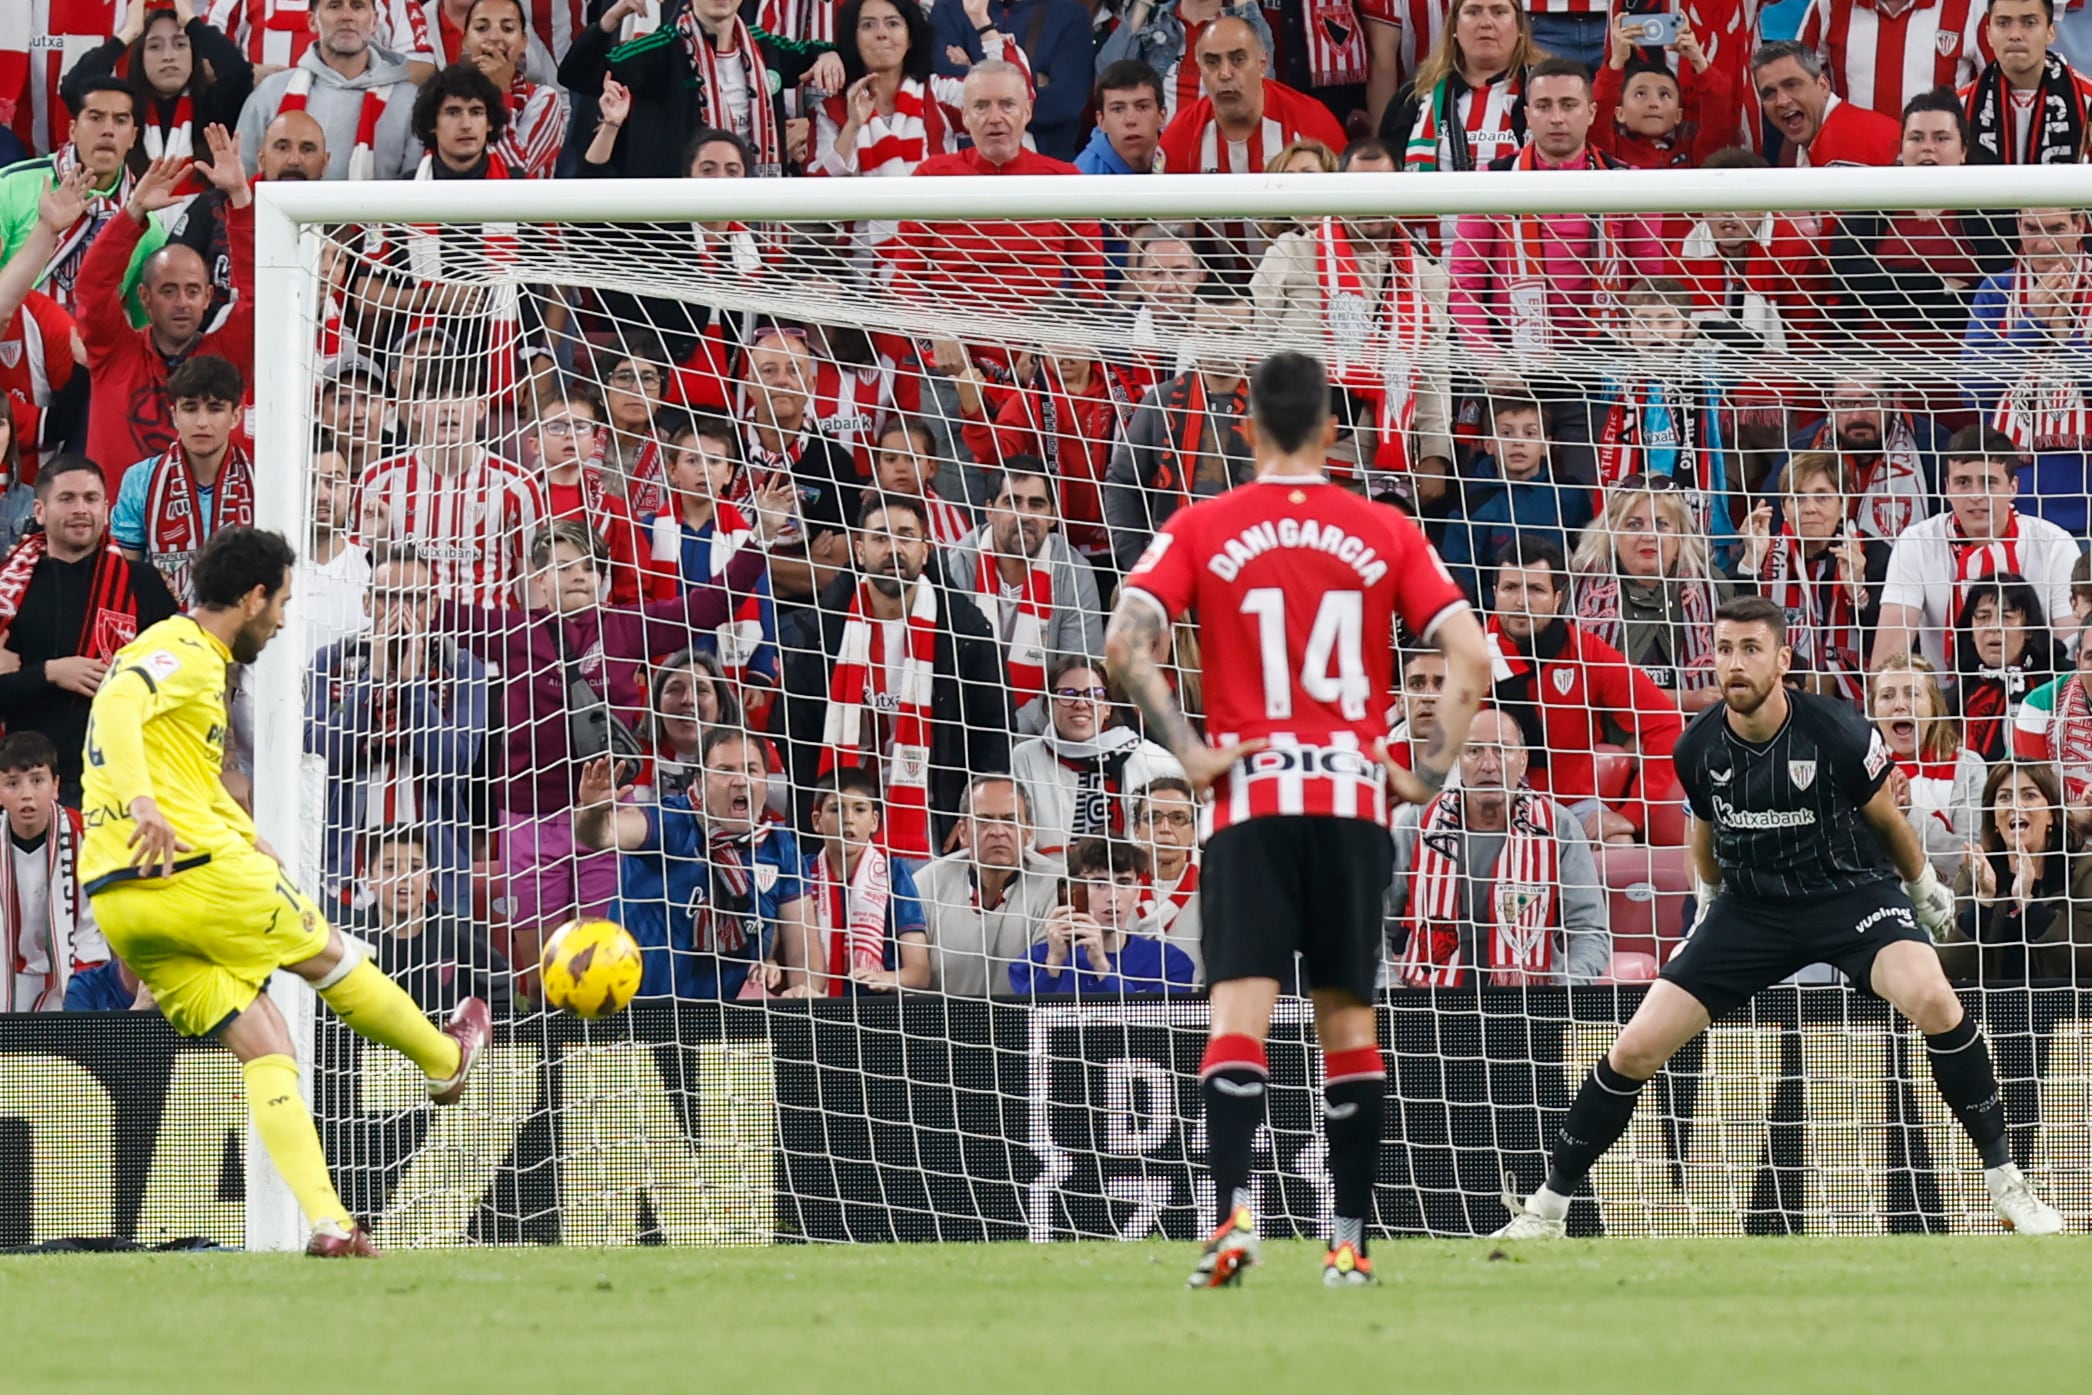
1936;33;1959;56
1789;760;1817;790
1551;668;1574;695
753;862;780;893
0;341;19;369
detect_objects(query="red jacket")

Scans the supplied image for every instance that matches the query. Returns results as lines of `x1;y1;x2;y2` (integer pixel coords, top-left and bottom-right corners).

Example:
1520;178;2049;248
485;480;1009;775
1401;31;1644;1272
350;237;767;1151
1767;93;1901;167
78;199;255;474
0;290;79;486
1156;79;1349;173
1488;617;1683;806
1591;60;1739;169
1671;213;1828;332
958;359;1151;559
884;149;1104;309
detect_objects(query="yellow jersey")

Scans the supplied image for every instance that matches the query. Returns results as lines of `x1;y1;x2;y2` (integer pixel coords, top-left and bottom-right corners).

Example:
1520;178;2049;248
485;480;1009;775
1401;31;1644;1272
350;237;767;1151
80;615;257;894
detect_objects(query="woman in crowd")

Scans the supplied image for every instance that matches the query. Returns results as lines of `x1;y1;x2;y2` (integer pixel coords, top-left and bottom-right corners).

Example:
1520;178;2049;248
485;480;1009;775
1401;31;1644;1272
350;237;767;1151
1871;653;1985;882
1941;761;2092;984
1010;656;1182;860
1380;0;1534;177
637;647;743;804
1738;451;1867;702
61;0;252;170
1954;574;2068;764
811;0;1028;264
459;0;570;180
1572;484;1732;712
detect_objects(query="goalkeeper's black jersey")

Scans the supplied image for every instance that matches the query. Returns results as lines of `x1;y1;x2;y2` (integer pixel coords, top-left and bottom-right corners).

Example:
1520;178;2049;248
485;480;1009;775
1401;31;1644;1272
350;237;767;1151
1673;689;1898;903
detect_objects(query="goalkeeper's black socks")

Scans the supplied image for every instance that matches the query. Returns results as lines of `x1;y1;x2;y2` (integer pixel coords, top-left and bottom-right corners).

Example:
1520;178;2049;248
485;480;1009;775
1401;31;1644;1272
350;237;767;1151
1323;1046;1385;1256
1200;1034;1268;1222
1543;1055;1647;1199
1926;1016;2011;1169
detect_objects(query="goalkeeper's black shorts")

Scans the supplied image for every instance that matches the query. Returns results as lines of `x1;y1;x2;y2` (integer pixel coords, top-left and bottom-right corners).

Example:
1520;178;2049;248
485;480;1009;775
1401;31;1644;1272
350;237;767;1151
1659;878;1931;1020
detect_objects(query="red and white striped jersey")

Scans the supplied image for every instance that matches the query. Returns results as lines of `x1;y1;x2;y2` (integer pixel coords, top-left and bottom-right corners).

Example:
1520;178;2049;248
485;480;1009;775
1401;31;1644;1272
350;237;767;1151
1799;0;1986;120
0;291;80;485
756;0;833;45
357;450;548;609
811;355;915;481
2;0;118;156
1525;0;1606;14
204;0;319;70
1123;474;1469;834
1359;0;1445;88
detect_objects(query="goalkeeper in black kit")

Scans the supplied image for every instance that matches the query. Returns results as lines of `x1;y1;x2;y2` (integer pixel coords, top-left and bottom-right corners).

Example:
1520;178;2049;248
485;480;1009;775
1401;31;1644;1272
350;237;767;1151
1498;597;2063;1238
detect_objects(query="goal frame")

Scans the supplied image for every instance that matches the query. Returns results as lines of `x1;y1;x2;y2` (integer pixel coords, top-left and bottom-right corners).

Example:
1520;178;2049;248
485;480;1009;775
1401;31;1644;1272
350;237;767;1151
245;164;2092;1251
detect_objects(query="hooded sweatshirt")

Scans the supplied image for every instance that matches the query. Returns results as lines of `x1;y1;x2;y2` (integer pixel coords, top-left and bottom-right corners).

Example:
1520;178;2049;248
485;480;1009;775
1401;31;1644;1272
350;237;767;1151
235;42;421;182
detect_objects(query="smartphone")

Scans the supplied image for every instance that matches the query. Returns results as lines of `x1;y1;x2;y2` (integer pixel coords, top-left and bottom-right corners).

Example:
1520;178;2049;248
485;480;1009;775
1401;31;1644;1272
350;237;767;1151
1622;11;1681;45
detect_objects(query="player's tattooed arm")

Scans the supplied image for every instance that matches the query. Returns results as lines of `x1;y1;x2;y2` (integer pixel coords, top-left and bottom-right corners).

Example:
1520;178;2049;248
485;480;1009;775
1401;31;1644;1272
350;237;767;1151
1104;592;1264;795
1103;593;1202;764
1380;607;1492;805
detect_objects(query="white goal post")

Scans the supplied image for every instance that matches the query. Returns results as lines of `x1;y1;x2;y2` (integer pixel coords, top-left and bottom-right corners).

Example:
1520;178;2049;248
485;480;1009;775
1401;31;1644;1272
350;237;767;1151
242;165;2092;1252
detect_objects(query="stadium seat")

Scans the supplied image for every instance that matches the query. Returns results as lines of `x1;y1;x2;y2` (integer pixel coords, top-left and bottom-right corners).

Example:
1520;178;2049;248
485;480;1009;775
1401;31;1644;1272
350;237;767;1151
1598;843;1693;964
1602;951;1660;983
1591;744;1634;802
1641;767;1688;847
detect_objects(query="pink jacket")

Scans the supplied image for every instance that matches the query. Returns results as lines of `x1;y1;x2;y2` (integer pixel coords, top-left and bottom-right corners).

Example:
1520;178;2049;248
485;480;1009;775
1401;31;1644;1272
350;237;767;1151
1448;156;1665;348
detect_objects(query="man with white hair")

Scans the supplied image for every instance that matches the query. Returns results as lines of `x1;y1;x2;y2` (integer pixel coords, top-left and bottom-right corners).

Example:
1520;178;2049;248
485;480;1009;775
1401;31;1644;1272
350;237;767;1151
915;775;1066;999
1387;708;1611;987
888;60;1104;310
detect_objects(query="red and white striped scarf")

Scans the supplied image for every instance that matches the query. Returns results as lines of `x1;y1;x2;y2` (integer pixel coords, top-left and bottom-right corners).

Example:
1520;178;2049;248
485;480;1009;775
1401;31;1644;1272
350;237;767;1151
974;545;1051;700
1950;508;2023;623
142;92;195;160
757;0;832;42
1136;860;1198;933
1401;789;1561;986
145;440;256;598
820;578;938;859
402;150;523;400
920;489;973;549
1316;218;1425;479
1574;569;1720;688
646;497;767;690
35;144;134;312
811;843;892;994
2053;674;2092;801
678;9;784;177
0;805;89;1013
1298;0;1369;87
833;77;942;178
1989;276;2092;453
280;65;395;181
697;824;766;953
1804;412;1927;542
0;532;142;660
812;358;894;476
1759;527;1863;703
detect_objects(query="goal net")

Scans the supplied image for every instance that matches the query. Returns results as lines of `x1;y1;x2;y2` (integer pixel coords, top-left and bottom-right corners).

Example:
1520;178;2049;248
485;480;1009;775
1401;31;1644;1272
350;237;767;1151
237;168;2092;1250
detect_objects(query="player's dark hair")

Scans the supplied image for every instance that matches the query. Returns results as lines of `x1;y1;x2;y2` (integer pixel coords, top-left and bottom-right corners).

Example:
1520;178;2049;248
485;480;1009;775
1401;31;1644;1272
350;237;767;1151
0;730;60;776
1527;56;1593;92
1901;87;1972;145
1953;573;2050;673
1943;424;2024;470
683;126;756;177
992;454;1055;508
858;492;927;532
1714;594;1788;644
34;454;106;499
1067;836;1150;880
1701;146;1768;172
600;333;668;375
665;409;738;456
1093;58;1165;109
878;415;936;457
1249;351;1331;454
1493;533;1567;585
410;61;509;149
364;824;429;862
814;767;884;810
538;379;604;422
1338;136;1398;168
1047;653;1105;692
72;74;141;124
167;353;245;406
700;724;763;765
192;527;296;608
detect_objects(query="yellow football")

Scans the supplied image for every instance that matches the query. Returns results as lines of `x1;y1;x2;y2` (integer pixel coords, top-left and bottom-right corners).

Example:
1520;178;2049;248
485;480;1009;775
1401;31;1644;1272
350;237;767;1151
539;918;643;1019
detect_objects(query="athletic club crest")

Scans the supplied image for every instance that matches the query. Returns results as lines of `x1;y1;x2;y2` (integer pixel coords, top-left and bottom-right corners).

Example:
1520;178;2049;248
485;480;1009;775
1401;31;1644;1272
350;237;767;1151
1936;33;1960;56
1789;759;1817;790
1552;668;1574;695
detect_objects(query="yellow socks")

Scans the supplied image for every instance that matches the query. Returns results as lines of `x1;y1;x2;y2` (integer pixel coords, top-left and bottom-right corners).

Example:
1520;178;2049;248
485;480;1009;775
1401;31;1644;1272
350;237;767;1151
318;959;463;1081
243;1054;350;1231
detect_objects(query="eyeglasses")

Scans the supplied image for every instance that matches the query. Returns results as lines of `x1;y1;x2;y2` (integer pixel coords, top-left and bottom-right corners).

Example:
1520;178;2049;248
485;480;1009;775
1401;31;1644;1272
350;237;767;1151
606;368;662;388
539;418;597;436
1826;397;1882;411
1053;686;1109;702
1139;810;1195;828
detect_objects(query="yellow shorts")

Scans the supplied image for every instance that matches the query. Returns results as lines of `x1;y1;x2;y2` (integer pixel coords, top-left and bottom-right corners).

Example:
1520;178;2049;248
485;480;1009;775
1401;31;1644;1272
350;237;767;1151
92;852;333;1037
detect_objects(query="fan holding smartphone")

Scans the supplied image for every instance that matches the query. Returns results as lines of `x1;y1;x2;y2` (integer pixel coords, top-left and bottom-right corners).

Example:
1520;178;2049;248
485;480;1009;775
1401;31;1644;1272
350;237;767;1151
1591;9;1736;169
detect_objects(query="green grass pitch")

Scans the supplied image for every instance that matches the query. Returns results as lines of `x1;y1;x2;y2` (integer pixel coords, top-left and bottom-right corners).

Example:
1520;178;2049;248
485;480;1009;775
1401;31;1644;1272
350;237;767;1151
5;1237;2087;1395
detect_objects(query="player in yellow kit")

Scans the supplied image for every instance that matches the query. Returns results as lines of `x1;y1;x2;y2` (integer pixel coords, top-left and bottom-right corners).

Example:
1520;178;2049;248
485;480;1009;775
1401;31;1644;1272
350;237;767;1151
81;527;490;1257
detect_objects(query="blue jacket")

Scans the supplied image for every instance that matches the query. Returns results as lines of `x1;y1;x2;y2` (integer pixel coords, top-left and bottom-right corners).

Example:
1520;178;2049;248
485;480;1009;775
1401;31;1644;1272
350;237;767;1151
1960;269;2092;533
1009;934;1197;997
930;0;1094;160
1074;124;1140;175
1440;457;1593;607
619;804;807;1000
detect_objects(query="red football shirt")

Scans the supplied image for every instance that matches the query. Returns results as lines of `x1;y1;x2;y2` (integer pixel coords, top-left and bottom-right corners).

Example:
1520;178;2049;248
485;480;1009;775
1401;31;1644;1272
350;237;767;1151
1124;474;1468;832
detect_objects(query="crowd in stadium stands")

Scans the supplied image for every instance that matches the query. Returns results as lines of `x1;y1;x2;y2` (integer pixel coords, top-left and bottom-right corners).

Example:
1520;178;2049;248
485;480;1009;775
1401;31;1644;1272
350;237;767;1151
6;0;2092;1016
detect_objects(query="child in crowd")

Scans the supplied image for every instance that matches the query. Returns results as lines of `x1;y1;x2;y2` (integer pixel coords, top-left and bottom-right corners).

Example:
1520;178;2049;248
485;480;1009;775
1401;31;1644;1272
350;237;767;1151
1441;392;1592;606
806;770;930;994
1011;838;1196;998
0;732;107;1011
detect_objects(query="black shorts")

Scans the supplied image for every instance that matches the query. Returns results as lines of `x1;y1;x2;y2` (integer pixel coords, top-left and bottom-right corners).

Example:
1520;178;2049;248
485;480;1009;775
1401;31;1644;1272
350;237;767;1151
1659;878;1930;1020
1200;816;1394;1003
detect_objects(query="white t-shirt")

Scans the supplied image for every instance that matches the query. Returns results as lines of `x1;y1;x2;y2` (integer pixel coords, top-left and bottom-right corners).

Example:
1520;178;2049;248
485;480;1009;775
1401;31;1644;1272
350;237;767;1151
10;837;49;1013
299;542;375;656
1878;508;2081;674
714;43;753;143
